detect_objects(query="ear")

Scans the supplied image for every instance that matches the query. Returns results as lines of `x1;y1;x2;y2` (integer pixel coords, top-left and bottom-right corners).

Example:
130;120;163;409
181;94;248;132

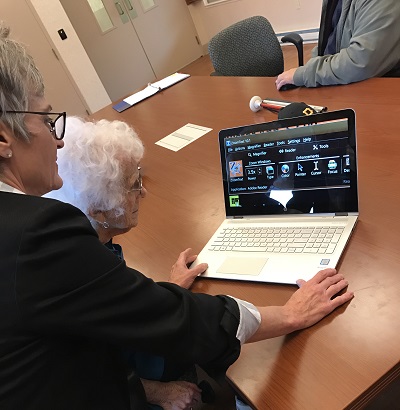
87;208;106;222
0;121;14;158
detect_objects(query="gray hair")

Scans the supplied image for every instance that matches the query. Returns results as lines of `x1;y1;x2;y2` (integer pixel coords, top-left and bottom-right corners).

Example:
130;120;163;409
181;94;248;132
0;22;45;141
47;116;144;219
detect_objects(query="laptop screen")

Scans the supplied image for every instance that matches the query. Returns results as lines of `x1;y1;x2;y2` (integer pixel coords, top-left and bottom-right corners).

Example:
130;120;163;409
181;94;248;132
219;109;358;217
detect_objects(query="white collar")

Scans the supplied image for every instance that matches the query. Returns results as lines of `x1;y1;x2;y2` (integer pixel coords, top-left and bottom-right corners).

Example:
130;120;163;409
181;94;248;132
0;181;26;195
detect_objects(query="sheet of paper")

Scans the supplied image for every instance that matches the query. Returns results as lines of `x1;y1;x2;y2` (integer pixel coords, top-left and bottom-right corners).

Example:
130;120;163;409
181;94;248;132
155;123;212;151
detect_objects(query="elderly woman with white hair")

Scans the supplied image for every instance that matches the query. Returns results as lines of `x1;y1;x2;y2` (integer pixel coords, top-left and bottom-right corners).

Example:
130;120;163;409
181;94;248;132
47;116;203;409
49;117;146;244
0;22;353;410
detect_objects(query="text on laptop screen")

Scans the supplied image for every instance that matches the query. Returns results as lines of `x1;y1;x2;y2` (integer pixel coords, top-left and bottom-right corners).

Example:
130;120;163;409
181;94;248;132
219;111;358;216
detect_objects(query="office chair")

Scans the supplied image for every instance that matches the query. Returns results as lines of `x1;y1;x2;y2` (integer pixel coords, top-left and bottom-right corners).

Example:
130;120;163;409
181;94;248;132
208;16;303;77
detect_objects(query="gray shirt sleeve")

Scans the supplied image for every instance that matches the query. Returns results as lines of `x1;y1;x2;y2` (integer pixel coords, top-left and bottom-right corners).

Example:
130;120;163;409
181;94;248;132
294;0;400;87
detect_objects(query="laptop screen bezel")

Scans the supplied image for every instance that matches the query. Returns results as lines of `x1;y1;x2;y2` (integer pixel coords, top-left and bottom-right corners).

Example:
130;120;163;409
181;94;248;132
218;108;358;217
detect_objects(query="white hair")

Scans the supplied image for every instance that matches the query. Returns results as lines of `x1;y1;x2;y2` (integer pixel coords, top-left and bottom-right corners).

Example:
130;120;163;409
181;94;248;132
47;116;144;218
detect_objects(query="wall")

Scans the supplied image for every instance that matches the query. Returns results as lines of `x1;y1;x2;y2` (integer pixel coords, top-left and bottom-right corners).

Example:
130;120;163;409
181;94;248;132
188;0;322;47
28;0;111;113
25;0;321;114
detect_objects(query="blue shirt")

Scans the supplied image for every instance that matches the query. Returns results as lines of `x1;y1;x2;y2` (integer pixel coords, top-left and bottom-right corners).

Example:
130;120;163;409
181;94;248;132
324;0;343;55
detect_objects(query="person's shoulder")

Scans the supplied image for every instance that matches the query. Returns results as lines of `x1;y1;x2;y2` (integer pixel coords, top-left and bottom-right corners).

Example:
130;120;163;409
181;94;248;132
36;194;82;213
0;191;90;231
1;191;84;215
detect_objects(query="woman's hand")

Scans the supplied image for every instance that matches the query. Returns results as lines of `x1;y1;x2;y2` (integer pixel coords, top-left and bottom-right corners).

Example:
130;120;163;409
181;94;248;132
169;248;208;289
142;379;202;410
286;268;354;330
248;268;354;342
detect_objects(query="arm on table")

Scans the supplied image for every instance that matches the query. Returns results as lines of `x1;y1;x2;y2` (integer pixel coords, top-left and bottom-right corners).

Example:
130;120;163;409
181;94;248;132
248;268;353;342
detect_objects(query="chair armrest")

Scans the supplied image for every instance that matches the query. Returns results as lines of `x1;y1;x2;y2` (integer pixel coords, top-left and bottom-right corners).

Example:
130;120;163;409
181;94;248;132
281;32;304;66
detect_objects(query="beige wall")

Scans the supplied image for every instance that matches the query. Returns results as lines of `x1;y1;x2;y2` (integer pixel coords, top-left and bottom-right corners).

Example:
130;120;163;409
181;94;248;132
28;0;111;113
188;0;322;46
25;0;321;113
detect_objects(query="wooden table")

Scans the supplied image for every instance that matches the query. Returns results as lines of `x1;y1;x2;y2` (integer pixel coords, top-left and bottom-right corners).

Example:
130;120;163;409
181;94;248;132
91;76;400;409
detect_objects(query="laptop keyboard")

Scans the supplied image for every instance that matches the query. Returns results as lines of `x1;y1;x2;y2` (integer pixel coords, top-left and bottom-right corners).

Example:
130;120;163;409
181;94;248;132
209;226;345;254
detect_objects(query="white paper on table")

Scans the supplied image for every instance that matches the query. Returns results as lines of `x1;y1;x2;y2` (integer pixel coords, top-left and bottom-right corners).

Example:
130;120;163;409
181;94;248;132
155;123;212;151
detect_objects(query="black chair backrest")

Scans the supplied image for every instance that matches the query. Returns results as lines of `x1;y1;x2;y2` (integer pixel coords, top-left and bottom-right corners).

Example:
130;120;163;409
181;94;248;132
208;16;284;77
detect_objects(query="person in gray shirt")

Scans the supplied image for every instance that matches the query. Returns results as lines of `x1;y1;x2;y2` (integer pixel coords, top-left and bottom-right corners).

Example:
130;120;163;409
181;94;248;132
276;0;400;89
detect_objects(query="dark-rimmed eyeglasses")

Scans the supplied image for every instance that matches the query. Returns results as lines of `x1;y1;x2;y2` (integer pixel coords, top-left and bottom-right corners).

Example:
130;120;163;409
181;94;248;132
0;110;66;140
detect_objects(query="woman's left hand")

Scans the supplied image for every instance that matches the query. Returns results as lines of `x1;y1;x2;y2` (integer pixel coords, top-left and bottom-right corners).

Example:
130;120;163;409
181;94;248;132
169;248;208;289
142;379;202;410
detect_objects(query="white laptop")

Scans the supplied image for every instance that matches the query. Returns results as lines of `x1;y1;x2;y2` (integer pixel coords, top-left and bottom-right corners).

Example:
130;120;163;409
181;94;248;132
191;109;358;284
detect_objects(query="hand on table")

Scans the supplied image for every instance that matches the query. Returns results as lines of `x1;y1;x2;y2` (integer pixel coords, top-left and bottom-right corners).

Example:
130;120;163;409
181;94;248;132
169;248;208;289
249;268;354;342
276;68;297;90
287;268;354;330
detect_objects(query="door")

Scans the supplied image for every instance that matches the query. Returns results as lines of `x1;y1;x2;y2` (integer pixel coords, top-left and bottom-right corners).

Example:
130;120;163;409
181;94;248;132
128;0;203;79
1;0;89;116
60;0;202;102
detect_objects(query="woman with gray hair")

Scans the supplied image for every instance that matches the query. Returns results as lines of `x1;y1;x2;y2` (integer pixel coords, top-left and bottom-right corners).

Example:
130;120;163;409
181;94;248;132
47;116;203;409
0;22;353;410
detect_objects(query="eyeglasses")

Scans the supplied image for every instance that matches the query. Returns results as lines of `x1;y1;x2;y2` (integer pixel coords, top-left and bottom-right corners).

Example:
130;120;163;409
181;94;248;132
128;167;143;194
0;110;66;140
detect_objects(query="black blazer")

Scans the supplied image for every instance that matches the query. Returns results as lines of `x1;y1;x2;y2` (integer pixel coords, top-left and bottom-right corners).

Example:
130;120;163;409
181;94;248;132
0;192;240;409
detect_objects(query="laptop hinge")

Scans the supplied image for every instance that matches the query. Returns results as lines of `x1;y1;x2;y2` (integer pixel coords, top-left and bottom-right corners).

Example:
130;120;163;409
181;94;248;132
233;216;244;219
335;212;348;216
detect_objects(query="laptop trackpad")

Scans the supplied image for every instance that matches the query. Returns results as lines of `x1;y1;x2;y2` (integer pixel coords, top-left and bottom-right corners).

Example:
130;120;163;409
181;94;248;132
217;256;268;276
